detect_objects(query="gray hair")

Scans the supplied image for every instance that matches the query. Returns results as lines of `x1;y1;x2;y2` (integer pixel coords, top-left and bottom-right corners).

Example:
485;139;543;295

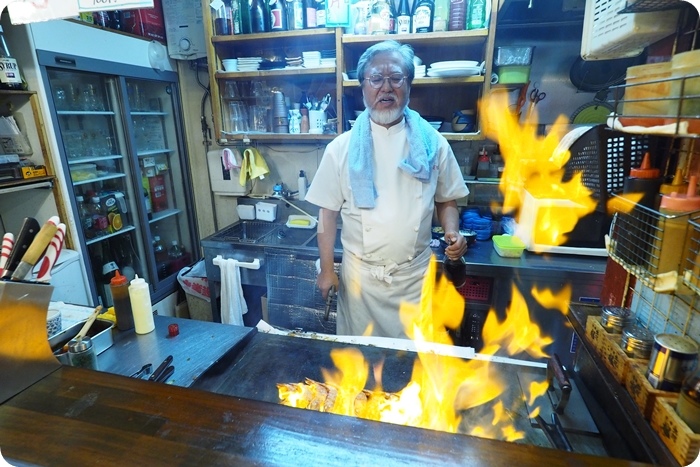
356;40;415;86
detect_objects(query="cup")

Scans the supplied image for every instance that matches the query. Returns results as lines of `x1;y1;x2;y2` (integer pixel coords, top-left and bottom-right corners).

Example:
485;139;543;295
228;101;249;132
308;110;327;131
249;105;268;132
222;81;240;99
46;305;62;337
222;59;238;72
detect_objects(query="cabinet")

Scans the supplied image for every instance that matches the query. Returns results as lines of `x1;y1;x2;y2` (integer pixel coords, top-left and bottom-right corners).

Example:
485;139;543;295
0;90;69;245
202;0;498;144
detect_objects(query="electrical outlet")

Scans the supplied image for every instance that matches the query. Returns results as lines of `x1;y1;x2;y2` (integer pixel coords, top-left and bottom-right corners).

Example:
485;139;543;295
255;202;277;222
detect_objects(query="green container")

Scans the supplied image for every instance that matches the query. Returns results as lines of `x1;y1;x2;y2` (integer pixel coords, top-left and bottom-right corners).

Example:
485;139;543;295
497;65;531;85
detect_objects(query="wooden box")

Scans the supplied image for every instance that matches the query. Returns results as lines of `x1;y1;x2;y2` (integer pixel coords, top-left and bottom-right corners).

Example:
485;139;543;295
625;362;678;420
651;397;700;465
586;315;645;384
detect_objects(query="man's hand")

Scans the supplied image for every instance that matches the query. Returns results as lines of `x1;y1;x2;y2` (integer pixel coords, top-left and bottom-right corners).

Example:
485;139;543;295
443;230;467;260
317;269;339;300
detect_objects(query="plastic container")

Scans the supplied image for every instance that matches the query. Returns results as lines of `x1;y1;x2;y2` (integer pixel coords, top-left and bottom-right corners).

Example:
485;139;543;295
492;235;525;258
670;49;700;133
496;65;530;85
129;275;154;334
110;270;134;331
622;62;672;125
494;46;534;66
71;163;97;182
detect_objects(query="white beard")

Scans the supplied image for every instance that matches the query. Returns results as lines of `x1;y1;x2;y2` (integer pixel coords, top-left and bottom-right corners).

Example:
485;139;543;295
364;96;409;126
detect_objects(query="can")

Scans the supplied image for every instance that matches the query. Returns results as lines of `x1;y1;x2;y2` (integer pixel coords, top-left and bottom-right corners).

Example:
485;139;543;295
646;334;699;392
600;306;633;334
621;325;654;359
68;336;98;370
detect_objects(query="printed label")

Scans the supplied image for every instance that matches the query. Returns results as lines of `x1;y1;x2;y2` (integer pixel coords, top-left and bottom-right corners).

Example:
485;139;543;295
0;58;21;85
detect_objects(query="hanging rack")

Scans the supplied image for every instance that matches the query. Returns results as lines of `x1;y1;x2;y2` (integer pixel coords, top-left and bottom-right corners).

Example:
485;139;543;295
213;255;261;270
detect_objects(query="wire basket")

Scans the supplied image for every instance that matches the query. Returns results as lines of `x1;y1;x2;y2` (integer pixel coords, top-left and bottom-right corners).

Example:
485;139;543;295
609;194;700;292
682;216;700;295
581;0;680;60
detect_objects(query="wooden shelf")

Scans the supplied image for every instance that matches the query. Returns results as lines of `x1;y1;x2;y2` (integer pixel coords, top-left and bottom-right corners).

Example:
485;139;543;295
343;76;485;88
341;30;489;46
219;133;337;143
216;67;336;80
212;28;336;45
0;176;54;195
0;89;36;97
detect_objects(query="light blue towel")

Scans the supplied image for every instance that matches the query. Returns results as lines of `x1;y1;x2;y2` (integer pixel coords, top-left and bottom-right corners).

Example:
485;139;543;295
349;108;439;209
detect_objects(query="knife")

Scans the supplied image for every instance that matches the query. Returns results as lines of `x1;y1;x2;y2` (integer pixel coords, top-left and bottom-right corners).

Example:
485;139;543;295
0;232;14;276
149;355;173;382
1;217;40;279
36;223;66;283
11;216;60;281
154;365;174;383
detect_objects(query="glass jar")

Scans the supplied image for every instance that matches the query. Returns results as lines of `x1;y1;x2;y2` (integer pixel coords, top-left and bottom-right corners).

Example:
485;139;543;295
68;337;98;370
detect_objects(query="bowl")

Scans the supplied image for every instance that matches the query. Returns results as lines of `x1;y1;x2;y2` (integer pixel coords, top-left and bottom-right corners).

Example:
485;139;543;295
222;59;238;72
47;305;62;337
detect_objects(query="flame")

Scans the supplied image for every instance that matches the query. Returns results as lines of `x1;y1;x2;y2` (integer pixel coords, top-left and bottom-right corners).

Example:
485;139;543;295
279;94;600;443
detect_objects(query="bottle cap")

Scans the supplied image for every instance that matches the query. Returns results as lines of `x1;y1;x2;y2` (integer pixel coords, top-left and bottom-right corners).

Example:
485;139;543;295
660;175;700;212
299;170;305;177
660;168;689;195
76;195;84;202
91;196;100;203
110;269;127;286
130;274;146;286
171;240;178;246
629;152;660;179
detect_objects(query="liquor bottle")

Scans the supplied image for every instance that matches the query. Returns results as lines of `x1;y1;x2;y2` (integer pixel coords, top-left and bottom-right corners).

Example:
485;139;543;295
304;0;317;28
286;0;305;29
93;11;110;28
0;26;24;91
396;0;412;34
270;0;288;30
316;0;326;27
76;195;94;238
411;0;434;33
250;0;270;32
237;0;253;33
108;10;123;31
230;0;242;34
448;0;465;30
443;255;466;288
433;0;449;31
367;0;394;35
466;0;486;29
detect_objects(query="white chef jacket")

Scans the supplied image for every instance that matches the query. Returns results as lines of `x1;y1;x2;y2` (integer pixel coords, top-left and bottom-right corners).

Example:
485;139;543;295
306;118;469;337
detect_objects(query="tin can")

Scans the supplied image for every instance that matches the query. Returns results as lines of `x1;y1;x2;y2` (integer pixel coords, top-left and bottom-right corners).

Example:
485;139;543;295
68;336;98;370
646;334;699;391
621;325;654;359
600;306;633;334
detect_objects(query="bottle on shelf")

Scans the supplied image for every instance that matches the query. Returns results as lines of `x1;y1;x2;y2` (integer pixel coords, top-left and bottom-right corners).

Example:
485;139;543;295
101;244;120;308
448;0;466;30
168;240;183;259
286;0;305;30
300;107;310;134
237;0;252;34
304;0;317;28
229;0;241;34
315;0;326;27
76;195;94;238
90;196;109;235
396;0;412;34
153;235;167;262
250;0;271;33
411;0;434;33
367;0;395;35
129;275;155;335
144;188;153;220
108;10;123;31
110;270;135;331
466;0;486;29
270;0;288;30
0;25;24;91
433;0;449;31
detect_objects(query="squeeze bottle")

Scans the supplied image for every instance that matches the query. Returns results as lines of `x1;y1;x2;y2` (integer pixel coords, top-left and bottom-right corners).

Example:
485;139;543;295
298;170;307;200
129;275;155;334
110;270;134;331
623;152;663;209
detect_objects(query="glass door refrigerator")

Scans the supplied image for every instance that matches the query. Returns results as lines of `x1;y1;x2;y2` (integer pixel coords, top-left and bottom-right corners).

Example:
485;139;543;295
37;51;198;307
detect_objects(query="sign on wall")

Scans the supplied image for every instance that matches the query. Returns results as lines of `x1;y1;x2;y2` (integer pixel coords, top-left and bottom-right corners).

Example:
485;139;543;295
6;0;154;24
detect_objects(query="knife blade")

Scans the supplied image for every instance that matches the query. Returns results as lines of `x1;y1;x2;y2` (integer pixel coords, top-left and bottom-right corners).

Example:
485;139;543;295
11;216;60;281
0;232;15;276
36;223;66;283
1;217;40;279
149;355;173;381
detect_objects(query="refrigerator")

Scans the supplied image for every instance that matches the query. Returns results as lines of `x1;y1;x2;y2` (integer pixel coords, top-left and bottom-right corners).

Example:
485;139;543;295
35;50;199;307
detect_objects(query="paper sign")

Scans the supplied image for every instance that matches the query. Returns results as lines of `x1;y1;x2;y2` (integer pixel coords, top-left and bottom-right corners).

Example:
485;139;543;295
7;0;154;25
77;0;154;12
325;0;350;27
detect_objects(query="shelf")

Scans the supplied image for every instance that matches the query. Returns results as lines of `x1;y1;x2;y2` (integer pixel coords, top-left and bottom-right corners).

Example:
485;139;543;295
149;208;182;223
0;176;54;195
343;76;485;88
68;155;123;164
56;110;116;116
442;131;484;141
215;67;336;80
137;149;174;157
219;133;337;143
341;30;489;47
72;172;126;186
85;225;136;246
212;28;336;45
131;111;168;116
0;90;36;97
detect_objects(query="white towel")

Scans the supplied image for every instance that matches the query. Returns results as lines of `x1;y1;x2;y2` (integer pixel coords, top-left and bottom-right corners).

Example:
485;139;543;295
219;258;248;326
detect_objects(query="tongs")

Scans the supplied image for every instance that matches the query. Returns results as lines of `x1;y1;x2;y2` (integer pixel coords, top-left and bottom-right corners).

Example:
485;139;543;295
534;413;573;452
148;355;175;383
324;285;336;321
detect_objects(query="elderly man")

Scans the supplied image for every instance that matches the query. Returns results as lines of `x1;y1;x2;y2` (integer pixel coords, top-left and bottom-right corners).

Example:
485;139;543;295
305;40;469;339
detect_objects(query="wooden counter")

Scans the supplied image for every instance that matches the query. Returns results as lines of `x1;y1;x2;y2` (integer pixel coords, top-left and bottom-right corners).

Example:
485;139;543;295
0;366;653;466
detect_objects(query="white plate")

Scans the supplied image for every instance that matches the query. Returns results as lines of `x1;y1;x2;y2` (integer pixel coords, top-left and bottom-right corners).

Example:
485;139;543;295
426;67;482;78
429;60;480;70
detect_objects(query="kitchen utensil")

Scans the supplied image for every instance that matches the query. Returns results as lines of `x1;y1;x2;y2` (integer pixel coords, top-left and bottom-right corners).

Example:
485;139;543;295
324;285;336;321
11;216;59;281
535;413;574;452
36;223;66;283
524;87;545;122
155;365;175;383
149;355;174;381
1;217;40;279
518;354;599;434
61;305;103;353
0;232;14;275
130;363;152;379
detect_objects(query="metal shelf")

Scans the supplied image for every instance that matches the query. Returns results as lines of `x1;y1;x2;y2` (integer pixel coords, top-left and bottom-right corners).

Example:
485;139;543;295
85;225;136;246
619;0;687;13
0;176;54;195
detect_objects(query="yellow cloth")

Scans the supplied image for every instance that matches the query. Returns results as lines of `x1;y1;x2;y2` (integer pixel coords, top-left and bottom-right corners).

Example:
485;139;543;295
239;147;270;186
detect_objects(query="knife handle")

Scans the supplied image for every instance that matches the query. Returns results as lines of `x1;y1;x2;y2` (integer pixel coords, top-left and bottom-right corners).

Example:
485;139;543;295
0;233;14;275
36;223;66;283
149;355;173;381
1;217;40;278
19;216;59;267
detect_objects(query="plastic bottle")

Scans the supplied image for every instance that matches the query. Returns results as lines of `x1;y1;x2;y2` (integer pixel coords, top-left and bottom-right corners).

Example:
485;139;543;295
0;25;24;90
110;270;134;331
411;0;434;33
466;0;486;29
76;195;94;237
298;170;308;200
129;275;155;335
91;196;109;234
153;235;167;262
300;107;310;133
476;147;490;179
660;168;689;195
396;0;412;33
168;240;183;259
623;152;663;210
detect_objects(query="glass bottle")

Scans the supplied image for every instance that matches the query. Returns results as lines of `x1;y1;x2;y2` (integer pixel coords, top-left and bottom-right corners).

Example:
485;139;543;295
448;0;466;31
76;195;94;237
443;255;466;288
304;0;317;28
433;0;449;31
411;0;434;33
316;0;326;27
286;0;305;30
466;0;486;29
396;0;412;34
68;337;98;369
270;0;288;30
367;0;395;35
0;26;24;91
236;0;252;33
250;0;270;32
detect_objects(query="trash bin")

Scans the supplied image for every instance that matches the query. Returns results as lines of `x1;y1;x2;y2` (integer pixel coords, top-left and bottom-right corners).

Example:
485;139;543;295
177;260;212;321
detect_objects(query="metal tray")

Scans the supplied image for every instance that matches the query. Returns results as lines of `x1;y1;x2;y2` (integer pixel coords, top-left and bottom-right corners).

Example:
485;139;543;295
49;318;114;364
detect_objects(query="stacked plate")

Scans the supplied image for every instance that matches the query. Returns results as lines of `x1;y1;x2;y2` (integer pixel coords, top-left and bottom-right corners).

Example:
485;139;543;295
237;57;263;72
303;51;321;68
427;60;482;78
320;58;336;68
286;55;303;68
414;64;427;78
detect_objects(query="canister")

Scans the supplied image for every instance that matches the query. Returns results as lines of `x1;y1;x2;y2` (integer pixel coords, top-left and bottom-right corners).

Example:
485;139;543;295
600;306;633;334
621;325;654;359
68;336;98;370
622;62;671;125
669;49;700;133
646;334;699;392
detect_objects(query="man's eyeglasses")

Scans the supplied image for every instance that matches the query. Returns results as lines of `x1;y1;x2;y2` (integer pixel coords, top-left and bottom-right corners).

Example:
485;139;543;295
364;74;406;89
